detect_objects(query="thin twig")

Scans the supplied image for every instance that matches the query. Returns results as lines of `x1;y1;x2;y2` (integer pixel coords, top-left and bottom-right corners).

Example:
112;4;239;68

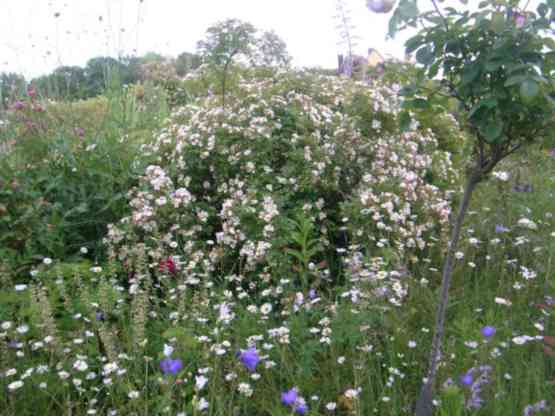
431;0;449;31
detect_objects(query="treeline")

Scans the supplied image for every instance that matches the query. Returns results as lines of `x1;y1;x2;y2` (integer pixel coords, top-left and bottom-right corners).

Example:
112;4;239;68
0;51;202;108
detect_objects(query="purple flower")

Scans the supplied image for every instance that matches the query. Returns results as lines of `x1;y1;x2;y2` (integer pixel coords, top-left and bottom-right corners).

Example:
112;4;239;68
75;127;85;137
308;288;317;300
281;388;298;406
512;183;533;193
465;366;492;410
13;101;25;110
294;397;308;414
549;148;555;158
515;12;526;28
524;400;547;416
95;311;105;321
495;224;510;233
160;358;183;375
460;374;473;386
239;347;260;372
481;326;496;338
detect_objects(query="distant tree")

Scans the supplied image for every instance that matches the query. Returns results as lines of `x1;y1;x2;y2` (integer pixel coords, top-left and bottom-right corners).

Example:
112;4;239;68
0;72;26;109
197;19;258;107
175;51;202;77
52;66;87;99
254;30;292;67
83;56;125;97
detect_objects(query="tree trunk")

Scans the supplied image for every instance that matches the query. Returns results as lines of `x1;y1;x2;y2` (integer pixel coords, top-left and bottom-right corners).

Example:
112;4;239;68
414;168;481;416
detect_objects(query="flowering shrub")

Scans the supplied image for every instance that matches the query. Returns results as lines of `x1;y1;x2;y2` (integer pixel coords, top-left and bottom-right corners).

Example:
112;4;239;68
106;71;458;305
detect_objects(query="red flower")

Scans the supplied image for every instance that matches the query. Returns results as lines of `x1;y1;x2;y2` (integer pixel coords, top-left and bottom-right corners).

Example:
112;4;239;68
159;257;177;274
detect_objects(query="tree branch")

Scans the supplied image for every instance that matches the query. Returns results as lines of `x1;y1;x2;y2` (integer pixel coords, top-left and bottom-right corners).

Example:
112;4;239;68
431;0;449;32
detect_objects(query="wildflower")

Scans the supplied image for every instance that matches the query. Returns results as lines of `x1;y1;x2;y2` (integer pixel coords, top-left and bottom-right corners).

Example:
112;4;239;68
481;326;496;338
523;400;547;416
294;397;308;414
326;402;337;411
163;344;174;357
73;359;89;372
128;390;140;399
495;297;512;306
238;347;260;372
492;171;509;181
465;366;492;410
281;388;298;406
195;375;209;390
160;358;183;375
515;12;526;28
238;382;253;397
197;397;209;411
495;224;510;233
159;257;177;274
8;380;24;391
460;374;473;386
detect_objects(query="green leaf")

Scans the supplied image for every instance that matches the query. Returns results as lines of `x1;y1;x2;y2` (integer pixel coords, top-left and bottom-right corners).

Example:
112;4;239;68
461;63;482;85
485;58;504;72
399;111;411;132
399;85;417;96
491;12;505;34
416;46;434;65
405;35;424;54
480;118;504;143
399;1;419;20
504;74;527;87
468;98;497;119
537;3;548;17
428;61;440;78
520;79;540;102
543;37;555;51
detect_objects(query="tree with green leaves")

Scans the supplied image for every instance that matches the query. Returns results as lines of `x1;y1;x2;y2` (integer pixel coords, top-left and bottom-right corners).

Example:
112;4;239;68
197;19;258;108
197;19;291;107
369;1;555;414
254;30;291;67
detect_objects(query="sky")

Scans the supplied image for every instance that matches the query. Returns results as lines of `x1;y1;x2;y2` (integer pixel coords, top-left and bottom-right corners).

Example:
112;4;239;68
0;0;410;78
0;0;544;79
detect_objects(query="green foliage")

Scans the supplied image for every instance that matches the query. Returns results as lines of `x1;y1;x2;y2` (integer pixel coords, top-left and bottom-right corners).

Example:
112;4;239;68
392;0;554;163
0;84;167;273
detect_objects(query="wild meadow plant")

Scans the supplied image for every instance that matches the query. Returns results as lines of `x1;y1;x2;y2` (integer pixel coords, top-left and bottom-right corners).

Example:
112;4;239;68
0;62;553;415
0;2;554;414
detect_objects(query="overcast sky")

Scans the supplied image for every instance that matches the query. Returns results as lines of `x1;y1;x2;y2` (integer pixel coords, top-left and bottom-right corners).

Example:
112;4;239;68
0;0;411;78
0;0;544;79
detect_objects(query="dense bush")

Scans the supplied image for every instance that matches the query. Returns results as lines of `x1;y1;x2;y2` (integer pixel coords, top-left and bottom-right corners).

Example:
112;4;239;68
105;71;459;303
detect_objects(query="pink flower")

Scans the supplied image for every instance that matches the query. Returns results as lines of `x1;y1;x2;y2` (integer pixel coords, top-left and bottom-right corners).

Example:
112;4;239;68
515;13;526;28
